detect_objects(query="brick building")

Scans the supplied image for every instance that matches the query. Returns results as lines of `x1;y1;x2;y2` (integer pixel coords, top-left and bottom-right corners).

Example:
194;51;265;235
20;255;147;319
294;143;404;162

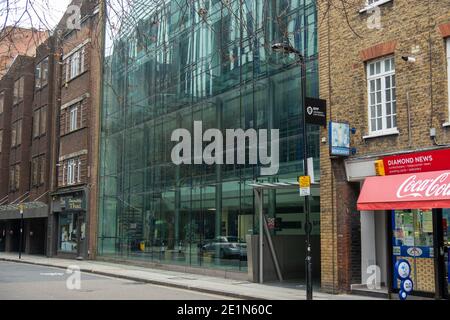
0;0;103;260
318;0;450;299
48;0;102;260
0;27;48;77
0;54;49;254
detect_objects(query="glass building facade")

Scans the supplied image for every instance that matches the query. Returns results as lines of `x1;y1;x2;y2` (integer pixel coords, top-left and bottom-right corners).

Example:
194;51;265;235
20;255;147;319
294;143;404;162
98;0;320;274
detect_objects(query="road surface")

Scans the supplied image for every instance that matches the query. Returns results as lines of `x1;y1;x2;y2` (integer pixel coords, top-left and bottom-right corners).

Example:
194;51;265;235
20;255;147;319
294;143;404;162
0;261;234;300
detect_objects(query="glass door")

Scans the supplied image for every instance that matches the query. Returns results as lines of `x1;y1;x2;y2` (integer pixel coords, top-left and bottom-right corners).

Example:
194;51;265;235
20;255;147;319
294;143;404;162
392;209;435;294
77;213;86;258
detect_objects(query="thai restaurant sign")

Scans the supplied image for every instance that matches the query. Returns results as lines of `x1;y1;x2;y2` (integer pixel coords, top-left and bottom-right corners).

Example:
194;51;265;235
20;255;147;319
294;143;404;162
382;149;450;176
357;169;450;210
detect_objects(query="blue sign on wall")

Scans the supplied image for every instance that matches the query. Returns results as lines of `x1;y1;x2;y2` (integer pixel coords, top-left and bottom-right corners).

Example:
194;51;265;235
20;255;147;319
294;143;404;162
329;121;350;157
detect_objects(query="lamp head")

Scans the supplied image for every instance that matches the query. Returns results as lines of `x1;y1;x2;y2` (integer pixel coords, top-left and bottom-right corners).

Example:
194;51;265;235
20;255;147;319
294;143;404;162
271;43;302;57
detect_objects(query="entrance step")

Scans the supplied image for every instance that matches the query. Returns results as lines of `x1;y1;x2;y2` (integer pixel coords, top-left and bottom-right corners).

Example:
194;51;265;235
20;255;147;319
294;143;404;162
350;284;389;299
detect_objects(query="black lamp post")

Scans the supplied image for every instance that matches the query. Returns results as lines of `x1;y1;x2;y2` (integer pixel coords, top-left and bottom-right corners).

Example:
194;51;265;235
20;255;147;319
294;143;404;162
18;204;24;259
272;42;313;300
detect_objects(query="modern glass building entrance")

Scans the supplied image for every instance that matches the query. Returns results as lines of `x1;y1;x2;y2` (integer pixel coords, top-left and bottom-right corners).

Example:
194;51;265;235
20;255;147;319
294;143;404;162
98;0;320;277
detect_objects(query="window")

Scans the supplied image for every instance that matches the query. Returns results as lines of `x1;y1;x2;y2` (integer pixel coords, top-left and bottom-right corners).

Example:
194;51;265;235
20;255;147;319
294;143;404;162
65;47;85;82
32;157;39;186
40;106;47;135
393;209;435;293
13;77;24;104
65;157;81;185
11;119;22;147
367;56;396;134
35;63;41;88
41;57;49;86
33;109;40;138
59;212;78;252
0;91;4;114
9;167;14;192
33;106;47;138
11;164;20;191
35;57;49;89
40;156;46;185
69;104;79;132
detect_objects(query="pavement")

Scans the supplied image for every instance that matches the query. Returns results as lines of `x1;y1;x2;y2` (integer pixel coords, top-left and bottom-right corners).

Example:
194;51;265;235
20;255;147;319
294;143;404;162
0;252;383;300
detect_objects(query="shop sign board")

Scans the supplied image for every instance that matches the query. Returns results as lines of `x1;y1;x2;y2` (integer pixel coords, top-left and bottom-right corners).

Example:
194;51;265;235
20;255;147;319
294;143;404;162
382;149;450;176
393;246;433;259
63;197;86;211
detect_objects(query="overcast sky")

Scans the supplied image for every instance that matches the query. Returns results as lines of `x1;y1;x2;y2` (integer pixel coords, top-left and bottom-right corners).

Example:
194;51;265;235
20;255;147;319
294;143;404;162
1;0;73;31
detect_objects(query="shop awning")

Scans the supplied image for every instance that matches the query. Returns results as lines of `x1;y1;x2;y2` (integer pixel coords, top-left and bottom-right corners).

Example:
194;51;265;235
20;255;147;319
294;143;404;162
357;170;450;211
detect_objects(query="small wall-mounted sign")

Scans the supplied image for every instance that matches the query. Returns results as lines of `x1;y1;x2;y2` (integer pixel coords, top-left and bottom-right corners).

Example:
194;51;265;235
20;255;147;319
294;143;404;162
329;121;350;157
305;98;327;127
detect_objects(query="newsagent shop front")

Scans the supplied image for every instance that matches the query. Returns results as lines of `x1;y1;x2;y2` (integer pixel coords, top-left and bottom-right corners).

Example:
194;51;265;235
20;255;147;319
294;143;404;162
355;149;450;299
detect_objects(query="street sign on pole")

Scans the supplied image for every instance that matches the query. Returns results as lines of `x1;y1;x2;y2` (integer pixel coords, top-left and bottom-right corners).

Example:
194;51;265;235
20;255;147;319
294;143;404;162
299;176;311;197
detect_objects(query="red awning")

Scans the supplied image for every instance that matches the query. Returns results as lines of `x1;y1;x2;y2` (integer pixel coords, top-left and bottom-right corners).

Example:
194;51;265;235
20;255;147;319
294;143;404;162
357;170;450;211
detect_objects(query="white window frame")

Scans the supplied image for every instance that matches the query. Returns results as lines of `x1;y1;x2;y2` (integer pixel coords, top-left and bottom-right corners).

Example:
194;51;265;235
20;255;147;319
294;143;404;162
41;57;49;86
67;159;76;185
69;104;79;132
65;46;85;82
35;62;42;89
365;55;398;137
360;0;392;13
65;157;81;185
77;158;82;183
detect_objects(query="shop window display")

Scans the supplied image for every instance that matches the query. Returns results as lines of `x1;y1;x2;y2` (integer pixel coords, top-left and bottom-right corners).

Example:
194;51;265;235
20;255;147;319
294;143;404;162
392;209;435;293
59;213;78;252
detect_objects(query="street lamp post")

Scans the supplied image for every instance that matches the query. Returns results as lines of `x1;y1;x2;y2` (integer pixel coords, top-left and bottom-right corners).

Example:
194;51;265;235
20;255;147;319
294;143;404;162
18;204;24;259
272;43;313;300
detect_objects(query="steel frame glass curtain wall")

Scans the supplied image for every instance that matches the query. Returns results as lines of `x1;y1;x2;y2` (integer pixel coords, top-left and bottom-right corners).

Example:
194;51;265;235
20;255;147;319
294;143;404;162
99;0;320;275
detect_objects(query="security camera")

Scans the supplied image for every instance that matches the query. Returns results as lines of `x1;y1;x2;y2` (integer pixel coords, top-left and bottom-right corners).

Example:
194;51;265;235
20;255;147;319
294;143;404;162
401;56;416;63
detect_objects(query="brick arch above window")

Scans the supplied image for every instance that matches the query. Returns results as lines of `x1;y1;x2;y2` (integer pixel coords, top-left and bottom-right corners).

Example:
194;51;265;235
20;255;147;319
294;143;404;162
438;22;450;38
359;40;397;62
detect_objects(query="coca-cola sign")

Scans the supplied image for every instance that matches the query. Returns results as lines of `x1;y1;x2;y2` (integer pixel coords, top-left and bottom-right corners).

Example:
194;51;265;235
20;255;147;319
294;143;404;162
397;172;450;199
358;170;450;210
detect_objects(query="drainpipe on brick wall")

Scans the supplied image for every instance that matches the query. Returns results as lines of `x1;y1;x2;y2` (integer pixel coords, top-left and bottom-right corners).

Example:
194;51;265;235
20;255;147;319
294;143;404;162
406;89;412;147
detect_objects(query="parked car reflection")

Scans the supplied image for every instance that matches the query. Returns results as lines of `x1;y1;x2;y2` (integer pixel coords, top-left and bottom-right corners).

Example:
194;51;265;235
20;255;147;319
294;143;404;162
201;236;247;260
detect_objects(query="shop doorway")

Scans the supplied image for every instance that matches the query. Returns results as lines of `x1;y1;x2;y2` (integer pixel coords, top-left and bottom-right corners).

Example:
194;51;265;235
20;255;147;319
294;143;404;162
7;220;20;252
0;222;6;252
58;211;86;258
26;218;47;255
354;210;389;296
